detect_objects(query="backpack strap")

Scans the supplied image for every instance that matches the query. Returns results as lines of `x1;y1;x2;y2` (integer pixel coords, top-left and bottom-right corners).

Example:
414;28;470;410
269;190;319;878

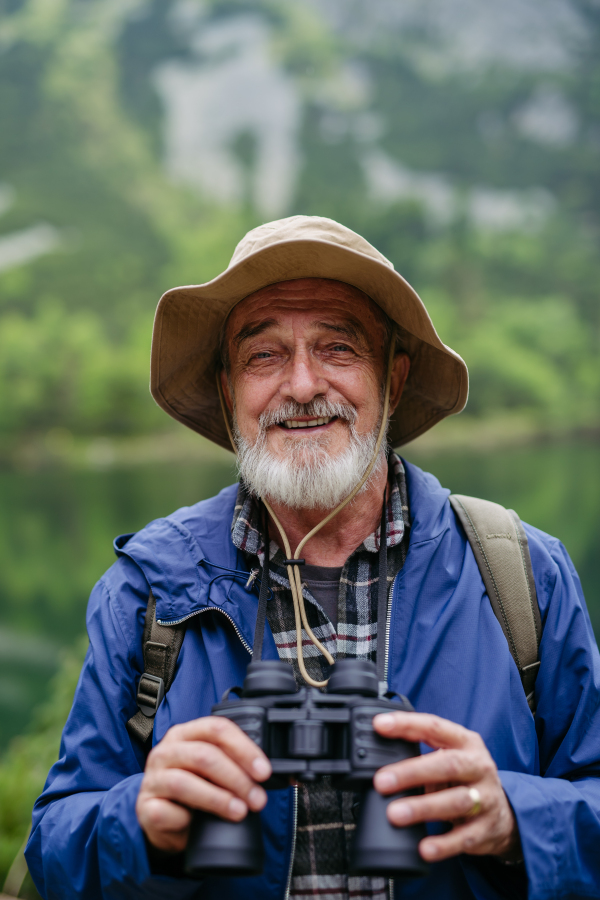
126;590;187;746
449;494;542;712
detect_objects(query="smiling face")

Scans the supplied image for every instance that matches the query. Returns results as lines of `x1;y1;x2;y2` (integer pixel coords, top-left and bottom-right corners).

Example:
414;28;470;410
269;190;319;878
221;278;409;508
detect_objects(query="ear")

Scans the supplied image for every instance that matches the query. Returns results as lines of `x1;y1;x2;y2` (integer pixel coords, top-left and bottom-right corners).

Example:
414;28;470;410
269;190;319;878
388;353;410;415
220;369;234;414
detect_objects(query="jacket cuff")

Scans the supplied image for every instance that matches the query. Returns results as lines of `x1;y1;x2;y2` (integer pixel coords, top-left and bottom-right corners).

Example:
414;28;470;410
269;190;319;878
97;774;200;898
498;769;598;900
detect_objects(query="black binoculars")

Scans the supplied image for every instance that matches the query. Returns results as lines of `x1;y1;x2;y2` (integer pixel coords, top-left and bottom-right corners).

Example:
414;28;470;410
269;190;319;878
184;658;428;879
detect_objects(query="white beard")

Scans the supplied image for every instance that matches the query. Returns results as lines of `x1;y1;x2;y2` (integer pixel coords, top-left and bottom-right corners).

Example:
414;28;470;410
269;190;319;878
234;399;388;510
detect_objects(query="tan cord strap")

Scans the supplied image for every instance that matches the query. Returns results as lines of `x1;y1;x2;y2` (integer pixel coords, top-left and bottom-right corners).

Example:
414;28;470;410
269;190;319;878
217;374;237;450
217;329;397;688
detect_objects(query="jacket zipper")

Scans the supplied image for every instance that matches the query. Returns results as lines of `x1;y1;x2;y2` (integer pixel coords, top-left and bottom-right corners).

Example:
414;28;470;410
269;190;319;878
386;573;399;900
384;573;398;684
157;606;253;654
284;784;298;900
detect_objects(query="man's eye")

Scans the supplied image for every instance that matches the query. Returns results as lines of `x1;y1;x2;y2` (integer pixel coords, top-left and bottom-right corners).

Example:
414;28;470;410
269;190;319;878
253;351;272;359
331;344;351;352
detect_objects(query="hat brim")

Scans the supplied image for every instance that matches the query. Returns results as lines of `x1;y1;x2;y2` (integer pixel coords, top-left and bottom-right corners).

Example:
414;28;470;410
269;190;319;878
151;238;468;452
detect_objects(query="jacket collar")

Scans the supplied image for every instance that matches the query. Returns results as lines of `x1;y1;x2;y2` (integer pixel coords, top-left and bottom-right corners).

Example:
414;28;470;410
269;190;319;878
112;462;451;647
403;458;451;544
113;484;259;647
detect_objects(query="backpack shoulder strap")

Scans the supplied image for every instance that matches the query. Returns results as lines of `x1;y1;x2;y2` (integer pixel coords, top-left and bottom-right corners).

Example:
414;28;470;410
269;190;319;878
126;590;187;746
449;494;542;712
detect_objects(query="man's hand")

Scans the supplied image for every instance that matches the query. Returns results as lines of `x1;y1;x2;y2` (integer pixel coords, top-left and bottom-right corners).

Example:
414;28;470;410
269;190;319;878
136;717;272;853
373;712;520;863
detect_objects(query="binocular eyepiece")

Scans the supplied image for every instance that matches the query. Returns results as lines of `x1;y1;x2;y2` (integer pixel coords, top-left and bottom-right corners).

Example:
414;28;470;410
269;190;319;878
184;659;428;880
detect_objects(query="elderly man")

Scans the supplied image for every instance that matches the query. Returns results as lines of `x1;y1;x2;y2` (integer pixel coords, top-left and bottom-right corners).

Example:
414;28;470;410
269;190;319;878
27;217;600;900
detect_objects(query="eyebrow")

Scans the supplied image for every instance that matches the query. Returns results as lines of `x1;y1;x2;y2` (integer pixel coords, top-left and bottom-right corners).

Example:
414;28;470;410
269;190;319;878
315;321;363;343
233;318;277;347
233;316;367;348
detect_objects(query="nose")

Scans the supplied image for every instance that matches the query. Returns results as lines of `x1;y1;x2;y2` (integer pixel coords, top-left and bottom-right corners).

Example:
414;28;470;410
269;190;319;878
280;348;329;405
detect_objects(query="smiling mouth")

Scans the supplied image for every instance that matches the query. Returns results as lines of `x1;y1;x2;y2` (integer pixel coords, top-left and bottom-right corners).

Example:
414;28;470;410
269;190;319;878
278;416;338;430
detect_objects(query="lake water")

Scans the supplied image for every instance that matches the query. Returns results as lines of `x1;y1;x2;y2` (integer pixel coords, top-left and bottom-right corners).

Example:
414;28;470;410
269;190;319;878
0;440;598;750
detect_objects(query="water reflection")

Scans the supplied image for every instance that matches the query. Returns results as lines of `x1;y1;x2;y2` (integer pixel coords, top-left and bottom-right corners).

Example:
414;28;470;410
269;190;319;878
0;442;597;749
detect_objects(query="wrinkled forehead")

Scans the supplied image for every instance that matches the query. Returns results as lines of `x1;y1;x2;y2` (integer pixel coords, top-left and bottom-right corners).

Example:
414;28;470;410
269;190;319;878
224;277;388;349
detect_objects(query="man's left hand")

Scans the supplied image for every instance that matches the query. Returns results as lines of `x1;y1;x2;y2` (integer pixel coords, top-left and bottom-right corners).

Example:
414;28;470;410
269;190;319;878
373;712;521;863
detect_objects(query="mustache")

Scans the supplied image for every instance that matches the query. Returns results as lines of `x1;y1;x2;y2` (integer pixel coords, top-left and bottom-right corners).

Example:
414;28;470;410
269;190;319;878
258;399;358;431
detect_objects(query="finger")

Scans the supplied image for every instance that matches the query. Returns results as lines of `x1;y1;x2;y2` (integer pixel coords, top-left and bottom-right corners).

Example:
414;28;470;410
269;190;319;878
425;782;453;794
387;785;485;827
158;717;272;781
420;820;493;861
142;767;249;821
373;712;481;751
137;797;191;853
374;748;490;794
147;740;267;810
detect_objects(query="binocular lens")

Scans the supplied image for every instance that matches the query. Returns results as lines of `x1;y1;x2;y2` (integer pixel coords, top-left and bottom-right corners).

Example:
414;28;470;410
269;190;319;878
242;660;298;697
184;809;264;877
327;658;379;696
351;788;428;877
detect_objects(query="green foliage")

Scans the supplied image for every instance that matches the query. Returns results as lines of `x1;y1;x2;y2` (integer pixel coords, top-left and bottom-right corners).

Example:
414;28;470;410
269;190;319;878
0;636;87;890
0;0;598;442
0;303;160;435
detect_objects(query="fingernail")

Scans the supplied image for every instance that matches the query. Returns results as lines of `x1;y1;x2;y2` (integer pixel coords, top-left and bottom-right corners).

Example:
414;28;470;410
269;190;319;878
389;801;411;824
374;713;395;731
374;771;397;792
248;787;267;810
228;798;247;819
252;757;271;780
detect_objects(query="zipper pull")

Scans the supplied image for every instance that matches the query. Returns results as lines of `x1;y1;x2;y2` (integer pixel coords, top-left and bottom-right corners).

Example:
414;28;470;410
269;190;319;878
245;568;260;590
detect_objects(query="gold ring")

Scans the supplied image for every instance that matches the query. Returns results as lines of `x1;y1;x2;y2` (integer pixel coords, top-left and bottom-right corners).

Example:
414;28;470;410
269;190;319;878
466;787;482;818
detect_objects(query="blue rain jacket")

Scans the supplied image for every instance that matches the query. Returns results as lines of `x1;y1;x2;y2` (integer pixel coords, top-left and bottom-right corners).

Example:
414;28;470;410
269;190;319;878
26;461;600;899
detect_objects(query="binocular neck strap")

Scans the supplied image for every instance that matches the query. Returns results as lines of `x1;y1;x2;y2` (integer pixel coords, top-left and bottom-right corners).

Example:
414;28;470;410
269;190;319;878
253;488;390;691
376;488;389;689
252;504;271;661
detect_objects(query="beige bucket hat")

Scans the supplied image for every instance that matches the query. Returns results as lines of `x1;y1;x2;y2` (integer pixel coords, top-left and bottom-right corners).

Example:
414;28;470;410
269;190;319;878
151;215;468;451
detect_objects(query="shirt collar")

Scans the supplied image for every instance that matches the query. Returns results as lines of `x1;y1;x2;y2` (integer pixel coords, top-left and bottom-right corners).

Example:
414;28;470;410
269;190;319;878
231;452;408;561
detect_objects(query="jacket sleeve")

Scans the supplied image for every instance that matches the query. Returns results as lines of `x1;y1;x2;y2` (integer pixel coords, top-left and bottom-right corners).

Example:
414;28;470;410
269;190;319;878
24;557;202;900
498;528;600;900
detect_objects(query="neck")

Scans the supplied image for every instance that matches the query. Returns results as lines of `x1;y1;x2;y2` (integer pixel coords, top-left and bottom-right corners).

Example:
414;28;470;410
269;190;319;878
264;461;389;567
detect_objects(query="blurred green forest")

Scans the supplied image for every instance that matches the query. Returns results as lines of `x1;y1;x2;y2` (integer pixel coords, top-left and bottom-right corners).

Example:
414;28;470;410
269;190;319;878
0;0;599;459
0;638;85;897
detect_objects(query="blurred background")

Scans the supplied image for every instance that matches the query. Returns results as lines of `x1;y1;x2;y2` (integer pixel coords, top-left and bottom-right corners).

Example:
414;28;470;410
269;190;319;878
0;0;599;889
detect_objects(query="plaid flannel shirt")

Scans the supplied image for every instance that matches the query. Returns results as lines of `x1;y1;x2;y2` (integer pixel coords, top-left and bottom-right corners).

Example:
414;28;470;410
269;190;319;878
231;453;411;900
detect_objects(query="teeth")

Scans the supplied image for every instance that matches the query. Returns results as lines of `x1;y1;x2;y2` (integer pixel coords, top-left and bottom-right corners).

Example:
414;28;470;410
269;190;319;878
283;417;332;429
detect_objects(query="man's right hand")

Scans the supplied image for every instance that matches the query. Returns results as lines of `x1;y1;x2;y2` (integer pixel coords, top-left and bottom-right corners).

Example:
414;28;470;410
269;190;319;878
136;717;272;853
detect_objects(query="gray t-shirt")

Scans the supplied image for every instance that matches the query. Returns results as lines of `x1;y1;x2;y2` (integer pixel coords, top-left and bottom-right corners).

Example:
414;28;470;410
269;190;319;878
301;563;343;626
